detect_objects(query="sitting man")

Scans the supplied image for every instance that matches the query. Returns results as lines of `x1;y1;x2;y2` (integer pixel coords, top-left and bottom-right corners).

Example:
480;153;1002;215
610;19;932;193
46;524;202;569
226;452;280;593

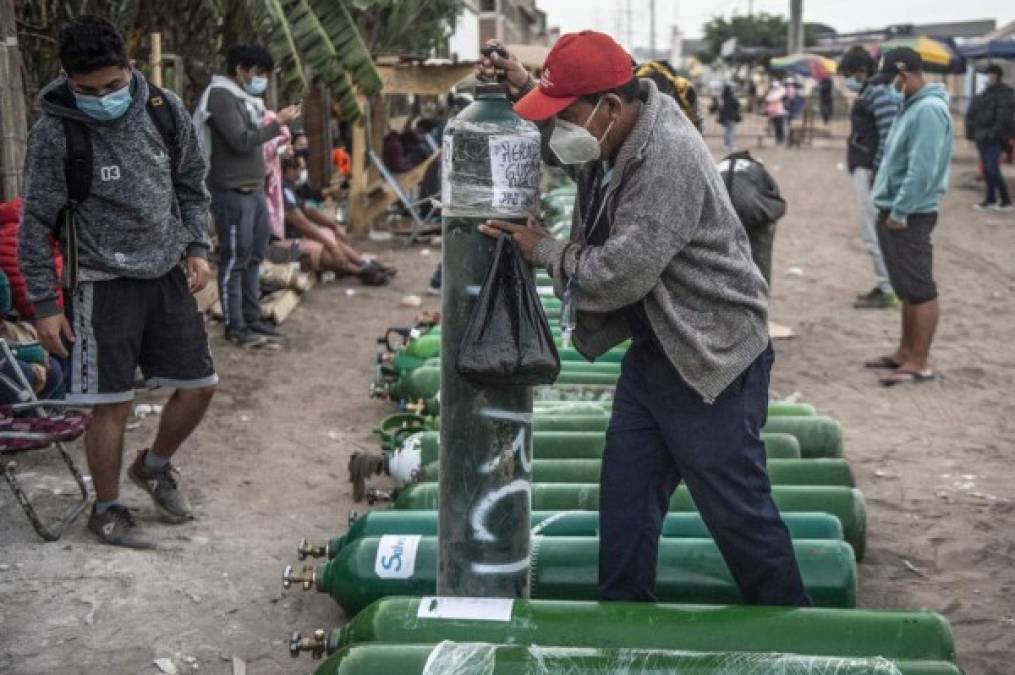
272;157;392;285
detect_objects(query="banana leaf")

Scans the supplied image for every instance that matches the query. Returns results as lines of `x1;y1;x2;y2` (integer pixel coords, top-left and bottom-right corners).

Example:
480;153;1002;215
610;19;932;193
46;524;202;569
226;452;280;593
282;0;363;120
247;0;308;96
307;0;383;95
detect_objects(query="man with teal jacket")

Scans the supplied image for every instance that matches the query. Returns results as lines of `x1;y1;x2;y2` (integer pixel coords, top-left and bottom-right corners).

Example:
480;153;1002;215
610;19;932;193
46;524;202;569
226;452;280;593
868;48;952;386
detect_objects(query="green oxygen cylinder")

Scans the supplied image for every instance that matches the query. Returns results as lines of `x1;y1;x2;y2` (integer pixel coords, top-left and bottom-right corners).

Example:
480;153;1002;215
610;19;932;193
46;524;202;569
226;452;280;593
393;333;626;365
387;365;621;403
763;415;844;457
307;642;960;675
416;457;854;487
303;597;956;663
438;81;543;597
400;430;801;470
297;509;844;561
393;483;867;561
767;402;817;416
286;535;856;614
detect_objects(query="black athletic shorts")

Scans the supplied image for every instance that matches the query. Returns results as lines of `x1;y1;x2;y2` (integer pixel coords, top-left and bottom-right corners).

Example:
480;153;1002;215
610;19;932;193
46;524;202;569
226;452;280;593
876;210;938;305
65;266;217;405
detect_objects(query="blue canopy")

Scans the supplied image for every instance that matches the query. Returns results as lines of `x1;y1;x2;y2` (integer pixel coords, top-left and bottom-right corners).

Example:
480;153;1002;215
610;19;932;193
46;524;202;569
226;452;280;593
957;40;1015;60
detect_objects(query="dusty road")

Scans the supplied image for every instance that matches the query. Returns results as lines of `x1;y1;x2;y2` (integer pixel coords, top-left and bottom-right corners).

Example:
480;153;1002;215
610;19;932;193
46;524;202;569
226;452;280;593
1;141;1013;674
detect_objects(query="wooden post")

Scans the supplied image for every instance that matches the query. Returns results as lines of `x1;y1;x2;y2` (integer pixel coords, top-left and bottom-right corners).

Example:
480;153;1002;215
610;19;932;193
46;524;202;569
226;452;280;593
0;0;28;201
347;111;369;235
150;32;163;87
367;95;386;185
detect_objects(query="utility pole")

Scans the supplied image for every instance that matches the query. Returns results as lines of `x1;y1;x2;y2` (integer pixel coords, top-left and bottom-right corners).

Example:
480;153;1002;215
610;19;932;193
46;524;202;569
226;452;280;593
0;0;27;201
649;0;656;59
788;0;804;54
626;0;633;49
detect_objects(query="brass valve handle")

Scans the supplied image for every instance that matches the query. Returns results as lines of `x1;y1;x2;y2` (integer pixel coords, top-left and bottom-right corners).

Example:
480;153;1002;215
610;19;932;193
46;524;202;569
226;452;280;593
282;564;315;591
297;538;327;561
289;629;327;659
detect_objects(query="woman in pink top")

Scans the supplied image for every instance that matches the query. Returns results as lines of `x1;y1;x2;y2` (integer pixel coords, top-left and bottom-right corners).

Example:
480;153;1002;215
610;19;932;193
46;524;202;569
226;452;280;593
765;80;787;145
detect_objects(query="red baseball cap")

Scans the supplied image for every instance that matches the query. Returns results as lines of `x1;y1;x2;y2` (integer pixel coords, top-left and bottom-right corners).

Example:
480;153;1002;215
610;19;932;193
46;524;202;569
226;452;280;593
514;31;633;121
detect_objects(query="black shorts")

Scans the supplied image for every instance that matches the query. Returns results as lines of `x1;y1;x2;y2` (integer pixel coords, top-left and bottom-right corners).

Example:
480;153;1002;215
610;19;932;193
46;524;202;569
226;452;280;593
876;210;938;305
65;267;217;405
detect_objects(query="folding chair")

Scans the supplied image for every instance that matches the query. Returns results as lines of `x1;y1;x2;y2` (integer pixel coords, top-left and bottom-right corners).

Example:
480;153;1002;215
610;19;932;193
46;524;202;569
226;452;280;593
0;339;90;541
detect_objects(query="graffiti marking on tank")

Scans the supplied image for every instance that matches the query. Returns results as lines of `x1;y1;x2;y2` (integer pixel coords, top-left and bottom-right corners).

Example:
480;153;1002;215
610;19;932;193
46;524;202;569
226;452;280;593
470;479;531;543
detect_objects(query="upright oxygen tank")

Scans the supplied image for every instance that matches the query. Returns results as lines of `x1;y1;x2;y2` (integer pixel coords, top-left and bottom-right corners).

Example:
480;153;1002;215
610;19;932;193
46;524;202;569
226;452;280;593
438;82;542;597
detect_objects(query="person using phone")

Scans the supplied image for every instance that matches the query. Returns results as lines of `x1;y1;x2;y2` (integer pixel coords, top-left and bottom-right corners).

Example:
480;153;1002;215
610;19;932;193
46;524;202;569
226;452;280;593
195;44;300;347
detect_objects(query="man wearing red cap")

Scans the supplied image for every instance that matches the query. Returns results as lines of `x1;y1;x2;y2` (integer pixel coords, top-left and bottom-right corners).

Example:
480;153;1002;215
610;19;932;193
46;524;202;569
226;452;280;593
479;32;809;606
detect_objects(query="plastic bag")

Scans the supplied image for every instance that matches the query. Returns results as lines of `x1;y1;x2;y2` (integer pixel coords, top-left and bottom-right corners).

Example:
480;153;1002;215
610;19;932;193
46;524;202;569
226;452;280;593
717;151;787;230
456;234;560;385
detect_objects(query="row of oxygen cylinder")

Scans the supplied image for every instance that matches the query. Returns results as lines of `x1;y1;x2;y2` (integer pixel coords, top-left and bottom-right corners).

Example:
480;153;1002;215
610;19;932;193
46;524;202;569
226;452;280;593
289;88;961;672
285;318;961;674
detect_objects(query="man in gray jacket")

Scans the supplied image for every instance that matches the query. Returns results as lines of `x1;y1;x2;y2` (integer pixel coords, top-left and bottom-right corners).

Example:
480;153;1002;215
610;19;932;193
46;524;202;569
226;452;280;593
19;16;216;548
197;44;300;346
479;32;809;605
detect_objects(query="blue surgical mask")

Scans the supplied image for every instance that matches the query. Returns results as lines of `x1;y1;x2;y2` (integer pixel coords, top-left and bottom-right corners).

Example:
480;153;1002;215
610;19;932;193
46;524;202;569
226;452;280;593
844;77;862;93
74;85;132;122
245;76;268;95
885;85;904;105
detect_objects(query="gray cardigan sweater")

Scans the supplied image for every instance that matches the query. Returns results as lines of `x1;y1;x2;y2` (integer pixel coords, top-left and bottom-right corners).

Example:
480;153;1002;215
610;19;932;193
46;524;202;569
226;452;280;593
530;79;770;402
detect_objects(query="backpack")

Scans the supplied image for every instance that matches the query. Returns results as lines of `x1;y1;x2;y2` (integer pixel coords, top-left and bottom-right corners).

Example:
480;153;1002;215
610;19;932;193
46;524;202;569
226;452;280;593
716;150;787;230
635;61;703;132
58;83;178;289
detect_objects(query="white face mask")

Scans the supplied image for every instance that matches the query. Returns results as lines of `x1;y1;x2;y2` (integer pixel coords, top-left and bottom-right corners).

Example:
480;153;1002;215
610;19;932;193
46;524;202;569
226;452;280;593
549;98;614;165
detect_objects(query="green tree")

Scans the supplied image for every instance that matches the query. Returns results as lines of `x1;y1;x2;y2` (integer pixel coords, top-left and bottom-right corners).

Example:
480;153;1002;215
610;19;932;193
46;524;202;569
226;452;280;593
701;12;837;60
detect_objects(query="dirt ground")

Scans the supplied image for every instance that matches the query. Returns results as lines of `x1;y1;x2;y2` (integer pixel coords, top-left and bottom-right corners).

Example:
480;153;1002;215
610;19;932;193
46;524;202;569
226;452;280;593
1;139;1013;675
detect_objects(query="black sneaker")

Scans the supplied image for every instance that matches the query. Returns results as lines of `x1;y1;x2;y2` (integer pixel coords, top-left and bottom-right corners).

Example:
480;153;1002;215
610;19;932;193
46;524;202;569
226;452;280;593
853;287;900;309
249;320;284;341
127;450;195;523
359;265;390;286
973;200;996;211
997;202;1014;213
87;503;156;549
225;327;268;348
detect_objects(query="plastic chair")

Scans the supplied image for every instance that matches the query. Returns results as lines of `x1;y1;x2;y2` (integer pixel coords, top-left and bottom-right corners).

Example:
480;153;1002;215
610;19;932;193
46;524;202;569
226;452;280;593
0;339;90;541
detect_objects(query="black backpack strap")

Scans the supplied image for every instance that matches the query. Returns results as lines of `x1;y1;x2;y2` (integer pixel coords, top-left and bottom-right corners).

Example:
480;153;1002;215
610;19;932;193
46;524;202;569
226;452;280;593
61;118;92;206
59;117;92;290
145;84;179;177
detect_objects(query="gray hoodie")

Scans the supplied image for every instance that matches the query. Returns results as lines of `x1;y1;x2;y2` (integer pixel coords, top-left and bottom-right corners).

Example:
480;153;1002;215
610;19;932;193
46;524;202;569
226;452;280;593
531;79;769;402
18;71;211;318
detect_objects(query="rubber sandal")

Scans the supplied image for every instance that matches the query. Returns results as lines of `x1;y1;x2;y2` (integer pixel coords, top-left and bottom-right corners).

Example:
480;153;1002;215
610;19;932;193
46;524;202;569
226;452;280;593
879;369;936;387
864;355;903;370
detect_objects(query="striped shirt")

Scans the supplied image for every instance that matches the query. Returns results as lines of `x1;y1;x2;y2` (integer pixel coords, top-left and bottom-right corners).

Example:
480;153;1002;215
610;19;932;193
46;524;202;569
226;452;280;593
864;83;900;170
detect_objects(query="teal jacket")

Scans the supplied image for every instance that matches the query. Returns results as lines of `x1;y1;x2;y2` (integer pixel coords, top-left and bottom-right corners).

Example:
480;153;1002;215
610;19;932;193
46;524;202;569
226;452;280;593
872;83;953;222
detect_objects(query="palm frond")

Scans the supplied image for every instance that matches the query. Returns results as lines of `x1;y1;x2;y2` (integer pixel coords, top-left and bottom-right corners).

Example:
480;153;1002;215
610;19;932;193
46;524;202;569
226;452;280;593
306;0;382;95
282;0;362;120
247;0;308;96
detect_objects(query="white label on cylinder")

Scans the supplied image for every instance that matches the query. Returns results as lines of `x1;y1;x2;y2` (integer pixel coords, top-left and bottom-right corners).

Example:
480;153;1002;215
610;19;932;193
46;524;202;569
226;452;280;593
388;433;423;485
489;133;540;214
416;596;514;622
374;534;421;579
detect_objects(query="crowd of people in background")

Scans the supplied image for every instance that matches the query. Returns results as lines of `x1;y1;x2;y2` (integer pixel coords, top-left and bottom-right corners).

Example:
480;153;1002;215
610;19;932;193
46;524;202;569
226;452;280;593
1;13;1011;548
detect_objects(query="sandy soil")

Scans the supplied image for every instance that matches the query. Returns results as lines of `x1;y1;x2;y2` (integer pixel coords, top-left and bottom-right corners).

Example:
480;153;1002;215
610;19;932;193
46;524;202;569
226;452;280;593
1;141;1013;675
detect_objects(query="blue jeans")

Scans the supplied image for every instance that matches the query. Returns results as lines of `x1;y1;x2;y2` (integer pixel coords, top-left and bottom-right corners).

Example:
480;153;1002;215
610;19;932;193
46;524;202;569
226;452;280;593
978;142;1011;205
723;121;736;149
598;341;811;606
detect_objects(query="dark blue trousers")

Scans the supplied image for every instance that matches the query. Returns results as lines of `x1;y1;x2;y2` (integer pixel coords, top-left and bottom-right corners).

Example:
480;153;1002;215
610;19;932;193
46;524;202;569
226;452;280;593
977;142;1011;205
598;340;811;606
